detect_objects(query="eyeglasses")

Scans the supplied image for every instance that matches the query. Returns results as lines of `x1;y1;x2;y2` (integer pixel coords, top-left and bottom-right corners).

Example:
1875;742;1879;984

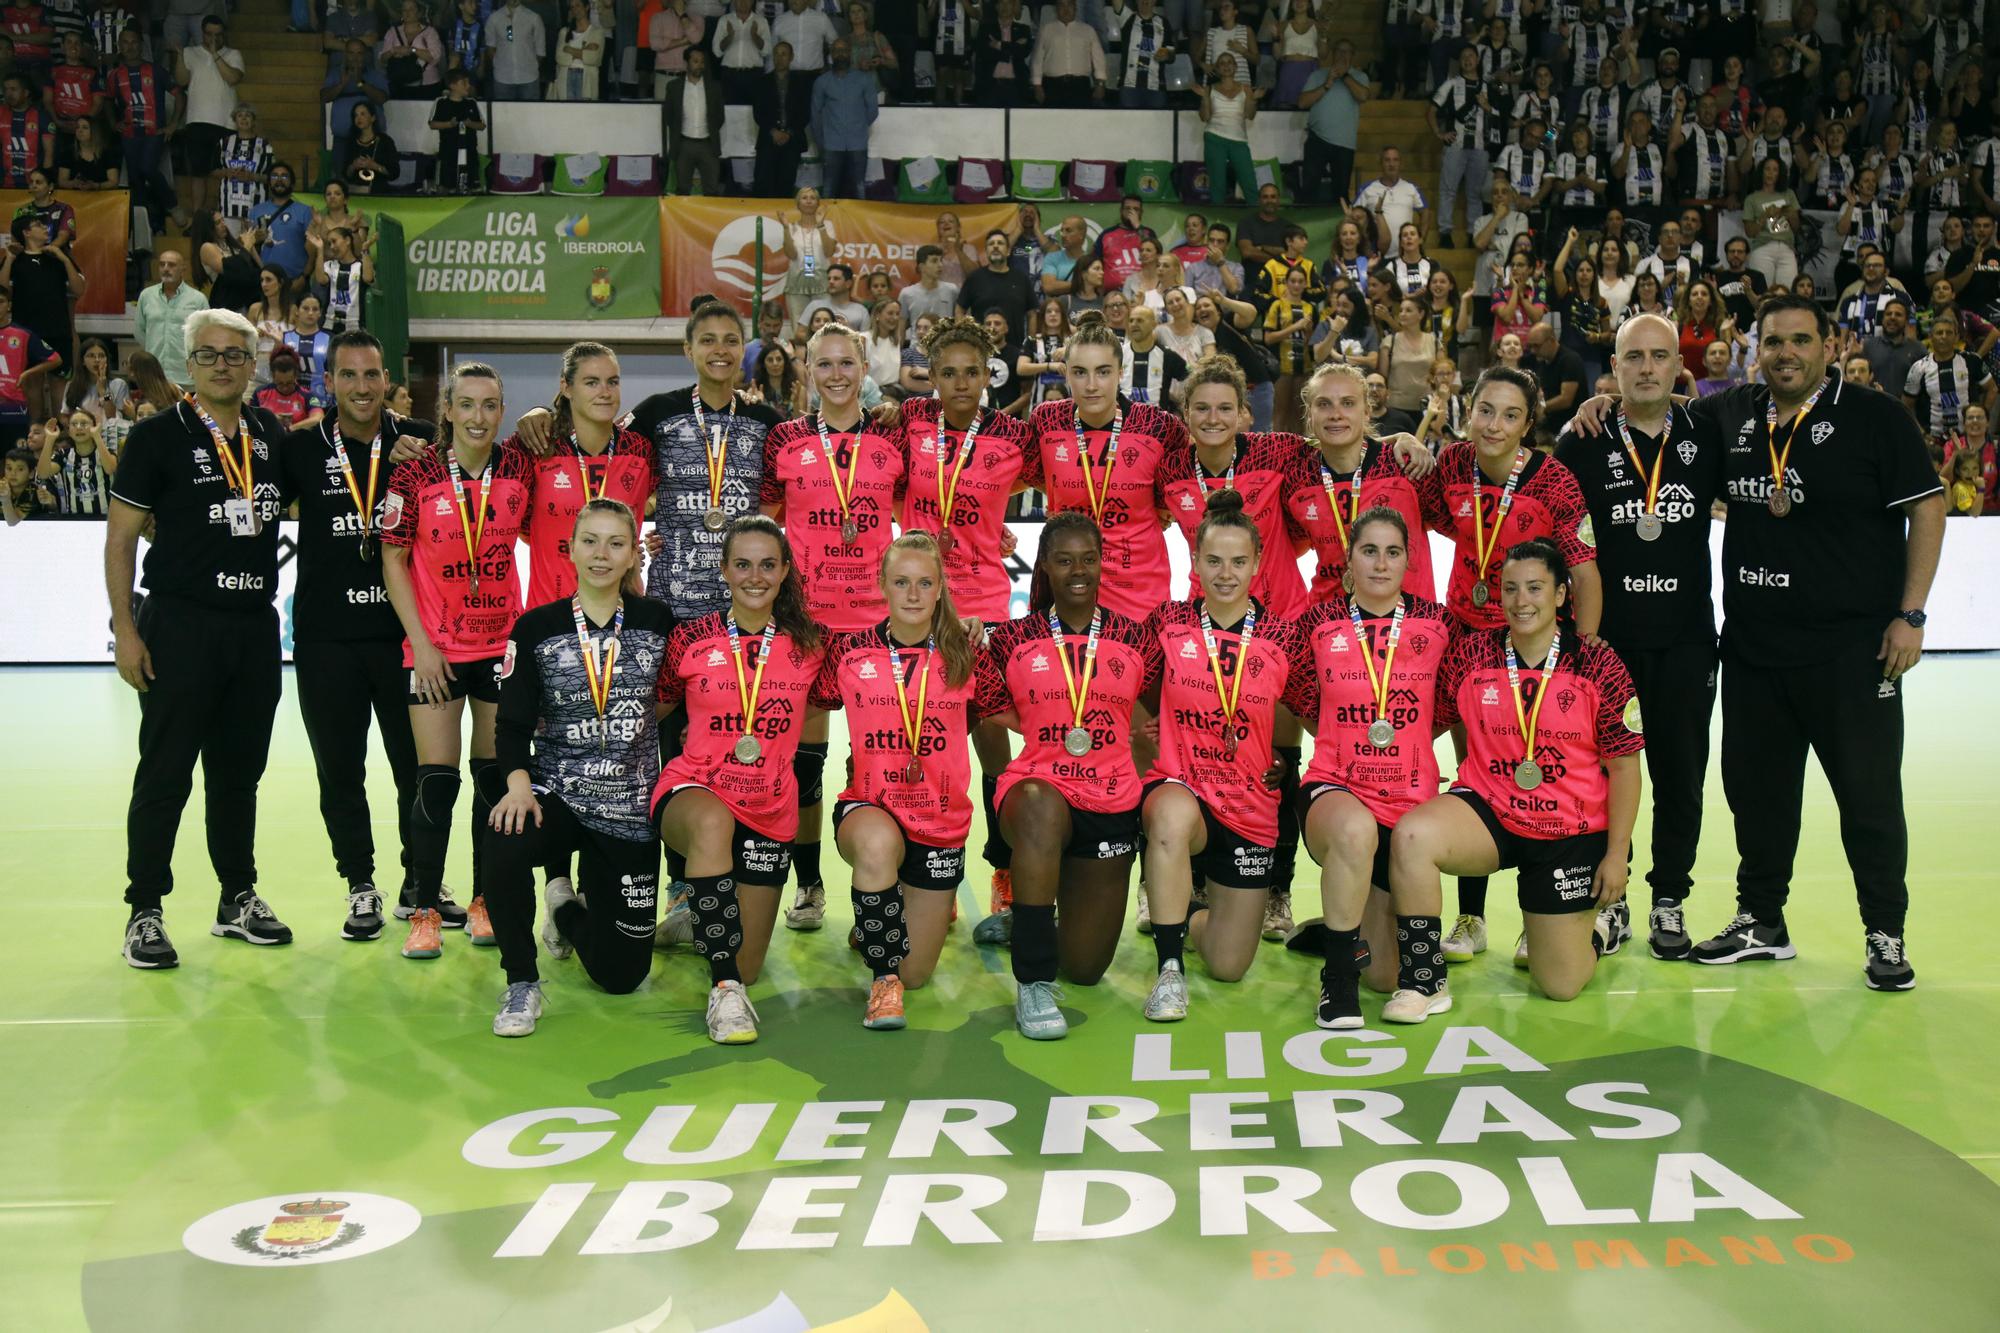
191;348;254;366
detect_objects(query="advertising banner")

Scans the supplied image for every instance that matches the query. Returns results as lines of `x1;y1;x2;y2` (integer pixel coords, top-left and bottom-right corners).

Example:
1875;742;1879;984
0;188;129;316
369;195;661;321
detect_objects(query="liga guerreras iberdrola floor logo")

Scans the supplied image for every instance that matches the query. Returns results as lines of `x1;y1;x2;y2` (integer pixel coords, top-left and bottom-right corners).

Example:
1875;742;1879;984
182;1193;421;1267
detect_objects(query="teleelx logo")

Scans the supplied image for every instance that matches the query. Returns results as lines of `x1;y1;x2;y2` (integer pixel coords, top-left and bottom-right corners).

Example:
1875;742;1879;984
183;1193;422;1267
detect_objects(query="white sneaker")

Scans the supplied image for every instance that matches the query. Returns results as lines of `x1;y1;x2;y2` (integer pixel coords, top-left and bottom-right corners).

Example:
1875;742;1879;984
705;979;760;1044
1261;889;1294;942
1514;930;1531;968
1594;900;1631;956
492;981;544;1037
1381;984;1453;1024
542;876;577;959
785;882;825;931
1143;959;1188;1021
1442;914;1487;963
653;885;693;948
1135;885;1153;935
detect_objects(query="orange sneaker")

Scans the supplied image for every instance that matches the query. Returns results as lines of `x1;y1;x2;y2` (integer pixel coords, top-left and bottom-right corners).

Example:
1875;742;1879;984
401;907;443;959
989;867;1013;915
863;974;906;1030
467;894;495;946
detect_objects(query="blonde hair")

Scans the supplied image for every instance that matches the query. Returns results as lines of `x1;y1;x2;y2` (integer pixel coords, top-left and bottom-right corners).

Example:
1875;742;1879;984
437;361;503;451
877;532;975;687
1302;360;1367;421
573;497;645;597
806;319;866;365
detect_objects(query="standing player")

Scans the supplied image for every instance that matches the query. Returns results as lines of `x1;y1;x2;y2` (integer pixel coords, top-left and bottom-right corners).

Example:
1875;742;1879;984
380;362;535;961
485;499;674;1037
821;533;1004;1029
279;328;434;942
1430;367;1600;965
1388;540;1645;1017
985;511;1162;1039
108;310;290;968
761;323;908;936
1137;490;1302;1020
1288;507;1452;1028
652;517;828;1044
1555;312;1723;960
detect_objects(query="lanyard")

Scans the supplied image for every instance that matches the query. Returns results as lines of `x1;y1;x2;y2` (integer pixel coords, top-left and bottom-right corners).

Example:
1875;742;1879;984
1198;444;1237;493
1505;628;1561;763
886;632;933;763
1075;406;1124;524
1613;409;1666;516
1047;608;1101;731
815;411;861;525
330;419;383;528
1318;448;1368;551
1470;447;1528;580
935;411;981;530
1762;376;1829;494
571;597;623;745
726;613;776;742
189;396;254;501
570;432;617;503
446;447;492;587
692;391;734;511
1349;597;1404;722
1199;602;1256;732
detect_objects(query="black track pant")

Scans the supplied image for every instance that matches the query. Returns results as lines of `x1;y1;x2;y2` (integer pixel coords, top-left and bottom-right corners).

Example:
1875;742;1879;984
486;793;661;990
1720;641;1909;935
1611;636;1717;902
294;636;419;890
124;597;281;909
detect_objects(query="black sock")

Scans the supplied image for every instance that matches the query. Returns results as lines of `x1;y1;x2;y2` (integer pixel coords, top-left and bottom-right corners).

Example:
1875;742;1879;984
409;764;461;910
1397;914;1443;994
469;757;499;902
686;872;742;984
851;885;906;976
793;839;822;890
665;846;687;883
1273;745;1303;891
1457;876;1489;918
1011;903;1058;984
1323;925;1360;979
1152;917;1187;970
981;773;1013;869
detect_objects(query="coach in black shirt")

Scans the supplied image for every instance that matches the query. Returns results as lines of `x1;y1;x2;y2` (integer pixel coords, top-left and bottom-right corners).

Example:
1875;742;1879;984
1557;312;1724;962
280;328;437;945
107;308;291;969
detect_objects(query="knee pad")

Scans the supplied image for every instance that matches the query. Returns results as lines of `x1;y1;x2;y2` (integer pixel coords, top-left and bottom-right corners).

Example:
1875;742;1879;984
469;756;504;806
793;741;829;808
413;765;462;828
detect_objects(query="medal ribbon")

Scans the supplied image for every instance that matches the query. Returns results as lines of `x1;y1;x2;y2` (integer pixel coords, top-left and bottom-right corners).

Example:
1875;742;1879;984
935;412;980;536
1504;628;1561;768
1199;444;1237;493
1319;447;1369;551
1047;608;1102;732
330;419;383;532
1613;409;1665;517
726;613;777;748
188;395;255;501
570;432;617;503
446;448;492;581
1075;406;1124;524
571;596;623;725
1470;447;1528;584
693;392;734;513
886;632;934;763
1349;597;1404;726
815;412;861;530
1199;603;1257;734
1761;376;1828;500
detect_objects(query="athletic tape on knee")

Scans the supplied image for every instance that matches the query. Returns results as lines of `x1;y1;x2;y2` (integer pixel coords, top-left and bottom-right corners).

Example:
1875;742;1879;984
793;741;829;807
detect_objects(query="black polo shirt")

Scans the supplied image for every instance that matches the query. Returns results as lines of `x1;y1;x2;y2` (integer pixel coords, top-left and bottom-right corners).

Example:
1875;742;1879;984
280;412;436;643
1556;402;1723;651
1691;378;1942;667
109;400;287;612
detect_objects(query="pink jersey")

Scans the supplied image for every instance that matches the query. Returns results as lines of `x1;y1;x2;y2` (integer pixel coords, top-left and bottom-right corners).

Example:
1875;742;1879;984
1433;443;1597;629
1024;399;1181;620
521;427;657;610
986;607;1160;814
1436;629;1644;839
1141;599;1302;846
1281;438;1447;604
759;415;907;631
1285;594;1453;825
652;612;829;840
899;396;1030;623
1158;432;1309;616
381;441;534;664
815;624;1010;846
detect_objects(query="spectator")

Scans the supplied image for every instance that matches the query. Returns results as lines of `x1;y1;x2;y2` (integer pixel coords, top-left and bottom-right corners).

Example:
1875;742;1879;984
1119;236;1164;307
800;261;869;326
1252;223;1322;309
863;298;905;393
663;45;723;193
1191;289;1272;428
16;166;74;250
335;103;398;193
1119;302;1185;405
752;41;811;197
189;206;260;313
307;178;372;268
1864;299;1924;396
65;336;128;423
380;0;444;97
105;28;172;231
1185;222;1244;299
647;0;697;96
810;38;878;199
927;0;973;106
36;412;115;514
1;444;50;519
283;293;331;397
47;31;100;136
428;68;485;192
1695;338;1744;396
1298;38;1370;206
1031;0;1104;108
1903;312;1994;448
1489;250;1545;349
446;0;489;92
1062;256;1108;315
714;0;770;106
1355;148;1427;256
321;39;389;141
171;10;243;222
212;104;271;230
58;113;118;192
246;263;293;381
1037;215;1090;296
1197;53;1257;207
5;0;54;65
1312;287;1378;372
1551;229;1612;386
1112;0;1173;111
134;250;208;388
315;225;373;333
1092;194;1157;290
1526;321;1584;432
1230;183;1287;275
1429;44;1494;249
753;340;805;417
386;382;413;416
959;228;1036;342
772;0;835;77
246;163;312;286
899;311;934;394
1743;154;1802;286
487;0;547;99
3;213;77;372
1199;0;1252;88
323;0;381;77
846;3;897;93
250;346;325;430
0;285;58;436
1264;265;1318;432
980;0;1036;108
1158;284;1213;364
898;246;959;324
0;71;50;189
121;350;181;415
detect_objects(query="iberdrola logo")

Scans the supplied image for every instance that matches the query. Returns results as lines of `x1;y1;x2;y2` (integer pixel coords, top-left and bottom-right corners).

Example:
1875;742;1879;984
558;213;591;240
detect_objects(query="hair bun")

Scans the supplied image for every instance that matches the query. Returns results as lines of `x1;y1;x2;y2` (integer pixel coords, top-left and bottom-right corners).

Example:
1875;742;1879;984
1072;309;1108;331
1202;487;1247;519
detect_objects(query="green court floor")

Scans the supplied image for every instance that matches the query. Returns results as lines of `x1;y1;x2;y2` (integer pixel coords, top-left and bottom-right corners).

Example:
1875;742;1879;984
5;660;1999;1332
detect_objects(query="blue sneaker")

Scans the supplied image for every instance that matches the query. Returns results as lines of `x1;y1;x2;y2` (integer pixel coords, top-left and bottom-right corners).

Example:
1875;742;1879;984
1015;980;1068;1040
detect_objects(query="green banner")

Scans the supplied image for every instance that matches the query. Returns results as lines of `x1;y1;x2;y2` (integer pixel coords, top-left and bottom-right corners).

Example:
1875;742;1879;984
366;195;661;322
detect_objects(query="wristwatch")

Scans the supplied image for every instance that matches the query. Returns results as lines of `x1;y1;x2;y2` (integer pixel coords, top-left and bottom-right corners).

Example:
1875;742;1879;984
1896;608;1927;629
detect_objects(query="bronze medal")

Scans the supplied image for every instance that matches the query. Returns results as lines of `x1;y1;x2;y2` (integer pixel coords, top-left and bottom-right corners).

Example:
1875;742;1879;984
1768;489;1792;517
841;517;858;545
1471;582;1490;608
903;757;924;783
938;530;954;556
1222;727;1238;761
357;531;378;563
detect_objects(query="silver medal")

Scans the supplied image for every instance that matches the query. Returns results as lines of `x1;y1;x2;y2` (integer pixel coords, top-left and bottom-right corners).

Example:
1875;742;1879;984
703;506;727;532
1514;759;1544;791
1367;718;1396;748
1063;726;1093;757
733;734;762;763
1635;512;1664;541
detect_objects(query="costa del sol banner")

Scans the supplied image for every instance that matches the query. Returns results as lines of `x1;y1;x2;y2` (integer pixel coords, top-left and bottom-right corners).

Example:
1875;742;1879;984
659;197;1018;317
0;188;128;316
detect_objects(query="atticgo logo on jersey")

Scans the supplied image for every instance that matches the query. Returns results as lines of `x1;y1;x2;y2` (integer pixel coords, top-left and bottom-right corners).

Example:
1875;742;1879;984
857;659;878;679
1738;566;1792;587
182;1194;421;1268
1811;421;1834;445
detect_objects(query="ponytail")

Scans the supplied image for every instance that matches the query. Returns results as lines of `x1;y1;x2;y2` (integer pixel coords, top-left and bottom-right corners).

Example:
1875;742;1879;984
879;531;975;686
722;515;822;652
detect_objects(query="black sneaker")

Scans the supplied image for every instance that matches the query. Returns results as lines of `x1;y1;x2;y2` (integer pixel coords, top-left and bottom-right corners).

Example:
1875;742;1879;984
342;885;385;941
1648;897;1692;960
213;893;294;946
122;909;178;969
1689;911;1796;965
1316;967;1363;1030
398;884;469;928
1864;931;1915;991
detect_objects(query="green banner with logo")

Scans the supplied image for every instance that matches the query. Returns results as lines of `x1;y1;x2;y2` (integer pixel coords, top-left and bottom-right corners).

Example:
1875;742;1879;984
365;196;661;322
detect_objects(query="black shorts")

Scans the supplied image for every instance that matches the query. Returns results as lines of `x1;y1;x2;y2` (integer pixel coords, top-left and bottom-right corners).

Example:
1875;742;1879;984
183;122;230;176
1144;779;1276;889
1299;781;1394;892
655;784;795;887
832;800;968;891
1450;788;1607;916
408;654;503;705
1065;803;1141;861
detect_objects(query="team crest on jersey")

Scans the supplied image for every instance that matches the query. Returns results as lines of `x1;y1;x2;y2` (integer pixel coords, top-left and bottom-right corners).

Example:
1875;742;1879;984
1179;640;1198;658
551;469;573;489
1811;421;1834;445
858;660;878;679
1677;439;1698;465
707;649;725;666
1409;632;1431;655
1623;696;1644;732
382;491;403;527
1557;687;1577;713
1482;685;1501;706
